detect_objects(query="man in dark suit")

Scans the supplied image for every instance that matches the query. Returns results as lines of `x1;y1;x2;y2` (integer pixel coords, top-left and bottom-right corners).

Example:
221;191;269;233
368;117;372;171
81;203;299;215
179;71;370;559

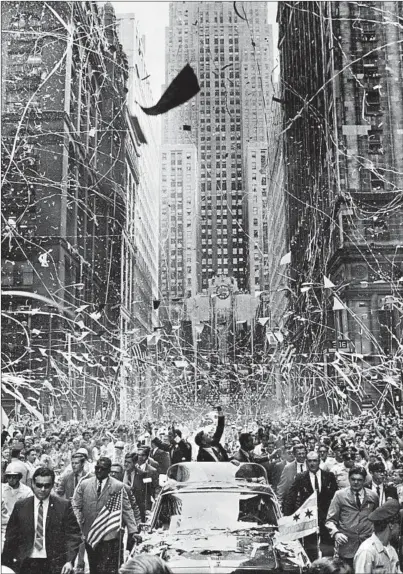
284;450;338;560
128;448;160;523
231;433;278;466
150;438;171;474
367;460;399;505
151;429;191;465
2;467;81;574
195;407;229;462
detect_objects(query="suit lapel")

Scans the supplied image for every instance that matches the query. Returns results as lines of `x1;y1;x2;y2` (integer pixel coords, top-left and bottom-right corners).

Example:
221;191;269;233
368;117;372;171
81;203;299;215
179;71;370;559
26;496;35;546
46;495;55;534
98;477;111;505
304;472;313;494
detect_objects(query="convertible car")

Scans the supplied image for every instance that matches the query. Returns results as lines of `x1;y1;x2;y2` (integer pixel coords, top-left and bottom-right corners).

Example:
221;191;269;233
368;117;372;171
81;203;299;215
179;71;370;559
130;462;311;573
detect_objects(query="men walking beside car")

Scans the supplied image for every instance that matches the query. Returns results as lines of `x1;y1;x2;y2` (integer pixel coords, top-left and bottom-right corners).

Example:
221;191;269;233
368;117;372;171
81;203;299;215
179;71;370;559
276;443;307;510
2;467;81;574
326;465;379;569
72;456;139;574
283;451;338;560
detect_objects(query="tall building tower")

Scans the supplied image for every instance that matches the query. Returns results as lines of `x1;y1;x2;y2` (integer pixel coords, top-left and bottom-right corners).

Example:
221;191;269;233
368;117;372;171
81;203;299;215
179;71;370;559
1;1;129;419
160;2;273;297
278;1;403;412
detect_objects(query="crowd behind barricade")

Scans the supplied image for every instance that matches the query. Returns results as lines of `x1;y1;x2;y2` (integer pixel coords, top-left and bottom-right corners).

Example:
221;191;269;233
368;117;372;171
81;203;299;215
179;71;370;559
1;408;403;574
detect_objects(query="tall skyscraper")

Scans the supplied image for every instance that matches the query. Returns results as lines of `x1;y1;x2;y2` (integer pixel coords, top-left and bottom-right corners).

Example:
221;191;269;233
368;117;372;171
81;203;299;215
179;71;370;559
160;2;273;300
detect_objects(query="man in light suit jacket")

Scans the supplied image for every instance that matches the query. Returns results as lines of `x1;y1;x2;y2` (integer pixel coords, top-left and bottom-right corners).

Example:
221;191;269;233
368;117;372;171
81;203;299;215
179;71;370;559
2;467;81;574
276;443;307;509
283;451;338;560
326;465;379;568
72;457;138;574
56;453;89;500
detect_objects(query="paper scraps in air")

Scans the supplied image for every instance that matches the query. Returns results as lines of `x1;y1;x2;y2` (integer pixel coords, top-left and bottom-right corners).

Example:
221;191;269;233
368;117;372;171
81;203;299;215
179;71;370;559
139;64;200;116
38;250;52;267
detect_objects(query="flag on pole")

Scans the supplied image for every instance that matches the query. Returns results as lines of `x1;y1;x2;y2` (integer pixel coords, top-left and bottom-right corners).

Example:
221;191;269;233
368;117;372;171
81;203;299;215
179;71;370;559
323;275;335;288
276;492;318;542
280;251;291;266
86;489;124;549
333;296;346;311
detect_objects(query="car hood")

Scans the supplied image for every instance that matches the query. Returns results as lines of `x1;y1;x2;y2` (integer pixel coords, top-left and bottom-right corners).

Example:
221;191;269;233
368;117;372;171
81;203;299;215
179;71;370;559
136;528;310;573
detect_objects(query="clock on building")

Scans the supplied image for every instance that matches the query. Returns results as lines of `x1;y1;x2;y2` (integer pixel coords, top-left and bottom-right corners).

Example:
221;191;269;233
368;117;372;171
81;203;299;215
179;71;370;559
216;284;231;300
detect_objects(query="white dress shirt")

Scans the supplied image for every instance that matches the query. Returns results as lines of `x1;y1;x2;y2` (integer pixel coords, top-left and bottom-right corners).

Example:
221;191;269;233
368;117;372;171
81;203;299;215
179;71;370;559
309;470;322;493
296;462;307;473
30;496;50;558
97;477;108;494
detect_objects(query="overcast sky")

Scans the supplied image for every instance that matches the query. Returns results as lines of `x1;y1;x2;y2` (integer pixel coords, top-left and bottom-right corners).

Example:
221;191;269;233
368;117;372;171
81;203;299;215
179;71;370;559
111;1;279;99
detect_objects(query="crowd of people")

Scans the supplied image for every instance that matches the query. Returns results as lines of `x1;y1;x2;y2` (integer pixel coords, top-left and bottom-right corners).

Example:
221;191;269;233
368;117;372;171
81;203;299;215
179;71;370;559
1;407;403;573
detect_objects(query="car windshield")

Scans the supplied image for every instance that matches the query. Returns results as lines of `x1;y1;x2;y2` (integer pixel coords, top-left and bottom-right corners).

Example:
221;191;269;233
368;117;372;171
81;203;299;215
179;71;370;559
152;490;279;533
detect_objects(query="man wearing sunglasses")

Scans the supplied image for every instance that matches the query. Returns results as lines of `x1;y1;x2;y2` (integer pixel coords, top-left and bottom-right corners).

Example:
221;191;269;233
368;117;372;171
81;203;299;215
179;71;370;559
2;467;81;574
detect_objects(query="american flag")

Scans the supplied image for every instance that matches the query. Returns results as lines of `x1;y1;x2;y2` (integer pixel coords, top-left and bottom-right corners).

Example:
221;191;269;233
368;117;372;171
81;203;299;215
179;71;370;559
132;337;147;372
87;490;123;548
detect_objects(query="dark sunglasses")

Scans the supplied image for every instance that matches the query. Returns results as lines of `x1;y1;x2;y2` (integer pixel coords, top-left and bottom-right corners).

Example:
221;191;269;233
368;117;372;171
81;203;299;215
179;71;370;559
34;482;52;489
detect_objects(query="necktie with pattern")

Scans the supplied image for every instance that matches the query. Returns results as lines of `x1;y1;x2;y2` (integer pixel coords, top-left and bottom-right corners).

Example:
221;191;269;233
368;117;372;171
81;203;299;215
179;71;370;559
356;492;361;510
34;501;44;551
97;480;102;497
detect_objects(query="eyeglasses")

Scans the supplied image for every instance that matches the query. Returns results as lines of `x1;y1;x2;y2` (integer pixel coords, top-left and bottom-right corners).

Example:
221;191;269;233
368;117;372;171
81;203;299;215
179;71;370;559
95;465;109;471
34;482;52;489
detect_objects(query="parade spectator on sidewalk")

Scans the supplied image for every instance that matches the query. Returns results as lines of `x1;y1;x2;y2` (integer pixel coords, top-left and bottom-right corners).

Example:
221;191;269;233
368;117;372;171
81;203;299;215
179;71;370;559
367;461;399;505
2;463;32;522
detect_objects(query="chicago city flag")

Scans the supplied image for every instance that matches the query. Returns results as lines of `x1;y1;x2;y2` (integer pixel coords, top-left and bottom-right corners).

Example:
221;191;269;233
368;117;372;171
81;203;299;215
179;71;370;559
87;489;124;548
276;492;318;542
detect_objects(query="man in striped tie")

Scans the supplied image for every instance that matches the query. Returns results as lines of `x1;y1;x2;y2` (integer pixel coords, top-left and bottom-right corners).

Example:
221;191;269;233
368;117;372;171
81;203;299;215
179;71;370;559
2;467;81;574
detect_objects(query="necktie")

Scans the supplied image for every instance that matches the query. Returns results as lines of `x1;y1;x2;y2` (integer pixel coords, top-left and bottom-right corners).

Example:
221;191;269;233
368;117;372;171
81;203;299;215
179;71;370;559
376;485;380;497
34;501;44;551
356;492;361;510
300;464;304;473
314;473;320;493
97;480;102;497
